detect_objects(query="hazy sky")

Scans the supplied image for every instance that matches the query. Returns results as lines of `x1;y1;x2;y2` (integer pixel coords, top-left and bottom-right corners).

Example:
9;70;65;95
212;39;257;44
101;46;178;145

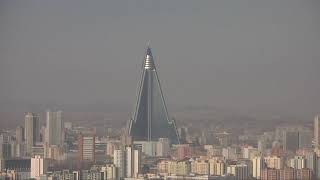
1;0;320;118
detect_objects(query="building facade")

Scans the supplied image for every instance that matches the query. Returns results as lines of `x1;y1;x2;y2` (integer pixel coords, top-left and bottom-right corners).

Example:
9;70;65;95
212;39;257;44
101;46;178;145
24;113;40;155
31;156;48;179
315;115;320;147
78;134;95;162
128;46;180;144
45;110;63;146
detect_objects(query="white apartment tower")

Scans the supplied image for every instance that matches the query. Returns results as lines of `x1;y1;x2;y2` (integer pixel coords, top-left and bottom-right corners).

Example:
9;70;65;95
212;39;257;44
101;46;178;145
126;147;133;178
252;156;265;179
31;155;48;179
264;156;283;169
289;156;306;169
100;165;117;180
126;146;141;178
114;150;125;179
113;147;141;179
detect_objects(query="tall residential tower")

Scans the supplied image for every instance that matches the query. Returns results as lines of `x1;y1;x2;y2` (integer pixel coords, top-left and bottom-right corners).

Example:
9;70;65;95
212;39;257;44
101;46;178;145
45;110;63;146
314;115;320;147
24;112;40;155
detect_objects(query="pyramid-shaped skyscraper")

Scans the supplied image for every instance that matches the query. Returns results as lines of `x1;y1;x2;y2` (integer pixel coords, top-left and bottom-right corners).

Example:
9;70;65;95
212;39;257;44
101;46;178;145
128;46;180;144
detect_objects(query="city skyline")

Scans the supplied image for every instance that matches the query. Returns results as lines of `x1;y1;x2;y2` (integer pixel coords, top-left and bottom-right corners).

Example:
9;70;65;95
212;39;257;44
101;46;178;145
1;1;320;179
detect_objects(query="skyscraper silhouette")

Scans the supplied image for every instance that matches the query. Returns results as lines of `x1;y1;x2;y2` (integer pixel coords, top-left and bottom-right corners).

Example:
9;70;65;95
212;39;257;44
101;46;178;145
128;45;180;144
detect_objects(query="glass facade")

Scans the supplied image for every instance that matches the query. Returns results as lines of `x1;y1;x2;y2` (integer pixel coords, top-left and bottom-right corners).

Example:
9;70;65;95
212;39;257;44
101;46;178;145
128;47;180;144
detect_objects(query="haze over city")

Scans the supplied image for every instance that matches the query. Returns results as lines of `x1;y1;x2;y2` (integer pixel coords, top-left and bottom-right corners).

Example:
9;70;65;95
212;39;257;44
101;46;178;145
1;1;320;179
1;0;320;122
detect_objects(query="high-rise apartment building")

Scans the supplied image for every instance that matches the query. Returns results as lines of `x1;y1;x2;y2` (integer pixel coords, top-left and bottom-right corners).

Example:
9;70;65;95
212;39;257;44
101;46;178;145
252;156;265;179
178;127;188;143
243;146;258;159
209;160;226;176
222;147;237;160
305;152;316;173
125;146;133;178
191;159;209;175
157;160;169;174
162;160;191;176
134;141;157;157
113;149;125;179
314;115;320;147
264;156;283;169
78;134;95;162
282;131;299;152
100;164;117;180
289;156;306;169
279;167;295;180
31;155;48;179
126;146;141;178
45;111;63;146
113;146;141;179
106;141;121;157
15;126;24;144
24;113;40;155
0;143;12;159
295;168;313;180
45;145;64;160
156;138;170;157
227;164;249;180
175;144;192;160
261;168;280;180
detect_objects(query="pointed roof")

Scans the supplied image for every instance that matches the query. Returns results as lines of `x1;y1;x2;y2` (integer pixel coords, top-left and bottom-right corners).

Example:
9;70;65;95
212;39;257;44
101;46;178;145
144;46;155;70
128;45;180;144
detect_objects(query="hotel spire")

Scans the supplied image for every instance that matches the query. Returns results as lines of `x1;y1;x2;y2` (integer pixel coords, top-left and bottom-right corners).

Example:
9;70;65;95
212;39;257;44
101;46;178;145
128;45;180;144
